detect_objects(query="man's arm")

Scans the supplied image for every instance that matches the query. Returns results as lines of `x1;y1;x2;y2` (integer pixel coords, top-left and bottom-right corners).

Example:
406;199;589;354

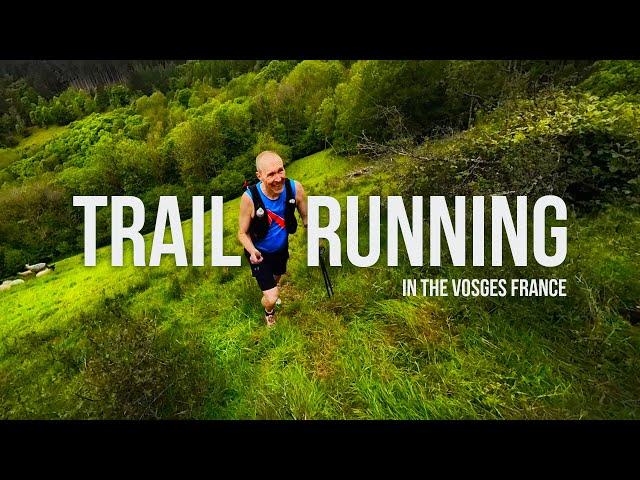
295;180;308;227
238;193;263;263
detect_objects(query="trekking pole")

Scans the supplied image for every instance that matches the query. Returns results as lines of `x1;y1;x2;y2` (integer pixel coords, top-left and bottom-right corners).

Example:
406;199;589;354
319;246;334;298
319;247;333;298
322;261;333;297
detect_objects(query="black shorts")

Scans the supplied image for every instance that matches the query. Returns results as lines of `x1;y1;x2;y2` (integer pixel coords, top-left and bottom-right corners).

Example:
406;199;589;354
244;246;289;291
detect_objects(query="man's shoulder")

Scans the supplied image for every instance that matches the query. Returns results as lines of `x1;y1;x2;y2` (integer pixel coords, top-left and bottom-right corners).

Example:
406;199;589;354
241;190;254;206
244;183;258;199
293;179;304;193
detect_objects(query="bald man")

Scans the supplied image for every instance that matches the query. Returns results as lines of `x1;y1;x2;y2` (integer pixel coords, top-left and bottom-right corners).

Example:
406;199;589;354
238;151;308;327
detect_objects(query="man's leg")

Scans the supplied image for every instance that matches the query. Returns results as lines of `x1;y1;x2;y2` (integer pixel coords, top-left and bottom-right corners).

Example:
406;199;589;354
272;246;288;304
261;286;279;326
246;249;280;326
272;275;283;306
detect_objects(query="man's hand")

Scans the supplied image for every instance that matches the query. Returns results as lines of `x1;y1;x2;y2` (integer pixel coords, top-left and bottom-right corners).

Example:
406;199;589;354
249;248;263;264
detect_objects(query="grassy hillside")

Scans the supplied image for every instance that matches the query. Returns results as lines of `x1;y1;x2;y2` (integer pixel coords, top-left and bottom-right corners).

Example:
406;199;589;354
0;126;66;169
15;126;67;150
1;149;639;419
0;125;68;187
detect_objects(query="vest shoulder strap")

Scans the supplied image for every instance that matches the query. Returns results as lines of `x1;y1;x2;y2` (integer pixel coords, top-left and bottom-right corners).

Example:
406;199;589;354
248;184;265;214
284;178;295;203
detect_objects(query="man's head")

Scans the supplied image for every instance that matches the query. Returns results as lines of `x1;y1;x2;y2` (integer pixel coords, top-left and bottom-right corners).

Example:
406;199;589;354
256;151;286;195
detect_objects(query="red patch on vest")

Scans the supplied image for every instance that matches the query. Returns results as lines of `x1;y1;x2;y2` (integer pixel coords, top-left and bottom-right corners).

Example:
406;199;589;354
266;209;285;229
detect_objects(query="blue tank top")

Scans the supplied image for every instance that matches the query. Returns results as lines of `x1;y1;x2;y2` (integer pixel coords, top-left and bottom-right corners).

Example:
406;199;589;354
245;179;296;253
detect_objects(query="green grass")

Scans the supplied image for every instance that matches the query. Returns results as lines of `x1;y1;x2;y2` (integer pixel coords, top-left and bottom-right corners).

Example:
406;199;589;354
18;126;67;150
0;149;19;170
1;149;639;419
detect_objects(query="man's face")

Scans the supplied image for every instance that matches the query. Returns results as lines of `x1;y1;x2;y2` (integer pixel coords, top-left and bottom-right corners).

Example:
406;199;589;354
257;155;286;194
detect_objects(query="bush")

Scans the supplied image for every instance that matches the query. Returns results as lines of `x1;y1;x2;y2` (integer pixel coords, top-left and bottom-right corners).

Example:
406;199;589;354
29;88;97;127
163;113;226;188
89;137;156;196
0;180;80;278
333;60;450;151
404;91;640;208
210;170;245;201
579;60;640;97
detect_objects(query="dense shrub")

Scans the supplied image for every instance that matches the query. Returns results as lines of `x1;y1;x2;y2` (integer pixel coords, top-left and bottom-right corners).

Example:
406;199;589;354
404;91;640;208
0;180;80;277
332;61;451;151
579;60;640;97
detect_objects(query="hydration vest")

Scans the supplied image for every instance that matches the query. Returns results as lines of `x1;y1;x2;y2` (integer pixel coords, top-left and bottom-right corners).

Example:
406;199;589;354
248;178;298;242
